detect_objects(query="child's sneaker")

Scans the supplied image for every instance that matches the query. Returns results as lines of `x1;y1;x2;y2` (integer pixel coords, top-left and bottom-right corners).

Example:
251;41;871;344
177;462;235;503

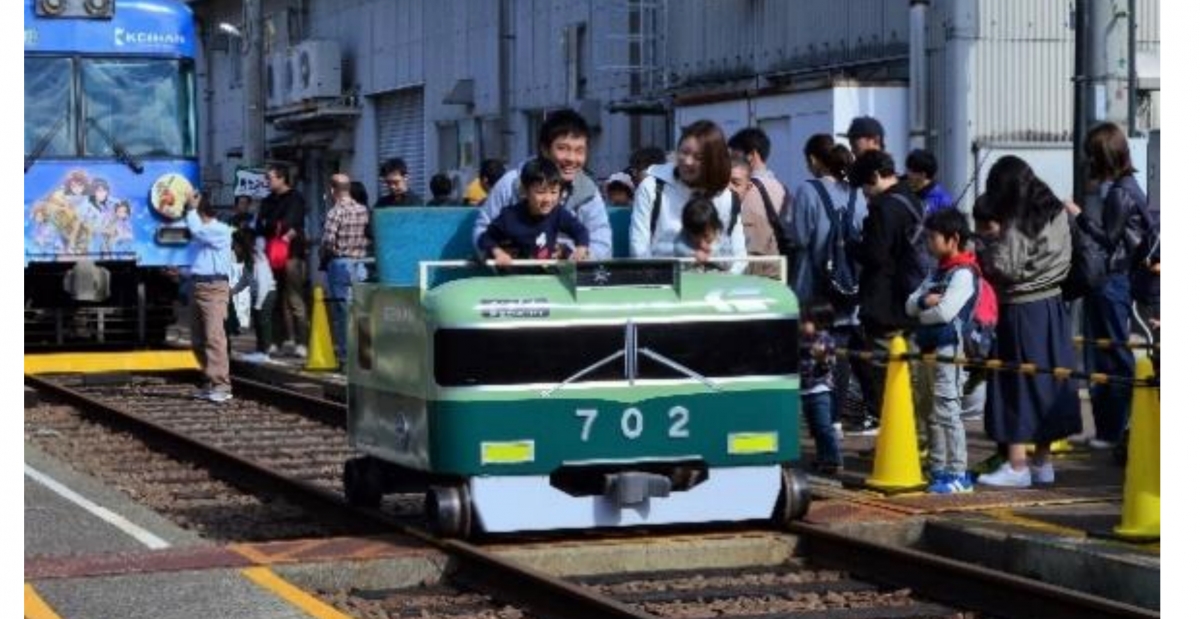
1030;461;1055;484
928;472;974;494
977;462;1031;488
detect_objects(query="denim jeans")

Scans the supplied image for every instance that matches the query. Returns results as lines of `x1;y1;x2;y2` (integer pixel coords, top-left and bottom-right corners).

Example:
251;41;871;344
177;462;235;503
1084;274;1135;442
327;258;367;363
802;390;842;467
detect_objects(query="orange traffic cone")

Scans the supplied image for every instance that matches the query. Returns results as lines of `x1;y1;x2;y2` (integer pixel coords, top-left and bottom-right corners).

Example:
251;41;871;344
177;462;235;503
1113;355;1159;542
304;285;337;372
866;336;926;493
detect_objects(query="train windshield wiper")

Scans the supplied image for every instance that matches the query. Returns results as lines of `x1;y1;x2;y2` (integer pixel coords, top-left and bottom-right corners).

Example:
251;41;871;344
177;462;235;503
24;113;68;174
638;347;721;393
86;117;144;174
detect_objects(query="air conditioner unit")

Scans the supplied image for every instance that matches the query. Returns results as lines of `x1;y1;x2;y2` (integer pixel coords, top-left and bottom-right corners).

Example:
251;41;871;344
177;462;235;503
265;52;288;108
289;39;342;102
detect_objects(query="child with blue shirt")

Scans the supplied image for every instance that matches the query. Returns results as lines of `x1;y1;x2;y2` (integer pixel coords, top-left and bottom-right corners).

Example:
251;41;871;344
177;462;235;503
800;303;842;473
478;158;590;266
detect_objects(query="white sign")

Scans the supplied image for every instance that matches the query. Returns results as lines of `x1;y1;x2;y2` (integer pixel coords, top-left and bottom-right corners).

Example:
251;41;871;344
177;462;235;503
234;167;270;199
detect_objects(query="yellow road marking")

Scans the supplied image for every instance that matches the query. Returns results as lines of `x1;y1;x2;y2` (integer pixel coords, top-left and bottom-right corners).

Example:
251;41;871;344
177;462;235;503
241;567;355;619
25;583;64;619
229;543;277;565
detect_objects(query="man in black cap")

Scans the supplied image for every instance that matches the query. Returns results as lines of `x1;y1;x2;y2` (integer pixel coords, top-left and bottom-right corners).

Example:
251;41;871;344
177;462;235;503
842;116;887;157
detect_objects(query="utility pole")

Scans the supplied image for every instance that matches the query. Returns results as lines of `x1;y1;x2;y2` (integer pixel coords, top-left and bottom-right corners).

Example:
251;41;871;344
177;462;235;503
1073;0;1134;202
243;0;265;169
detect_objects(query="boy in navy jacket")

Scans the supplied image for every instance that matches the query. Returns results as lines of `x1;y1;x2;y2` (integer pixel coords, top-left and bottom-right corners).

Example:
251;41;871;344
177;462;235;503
478;157;590;266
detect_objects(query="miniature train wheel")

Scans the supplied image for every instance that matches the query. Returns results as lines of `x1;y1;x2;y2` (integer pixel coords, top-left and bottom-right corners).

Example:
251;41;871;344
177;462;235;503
342;457;384;509
425;483;472;539
774;467;811;525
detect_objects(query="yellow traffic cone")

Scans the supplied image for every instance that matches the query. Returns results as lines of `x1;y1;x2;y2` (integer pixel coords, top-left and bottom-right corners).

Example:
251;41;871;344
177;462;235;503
866;336;926;493
1113;355;1159;542
304;285;338;372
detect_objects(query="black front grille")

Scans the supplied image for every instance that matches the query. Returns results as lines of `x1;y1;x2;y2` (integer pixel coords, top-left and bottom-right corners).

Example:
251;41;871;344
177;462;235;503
433;318;797;387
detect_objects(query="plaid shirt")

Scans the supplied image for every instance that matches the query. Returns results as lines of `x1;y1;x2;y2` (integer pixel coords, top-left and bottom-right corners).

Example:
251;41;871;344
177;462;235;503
321;197;370;259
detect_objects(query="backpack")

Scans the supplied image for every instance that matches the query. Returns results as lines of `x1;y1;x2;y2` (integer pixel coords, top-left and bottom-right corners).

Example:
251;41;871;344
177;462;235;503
808;180;860;310
749;177;799;281
649;178;740;239
915;264;998;359
1121;177;1160;306
893;192;935;296
959;264;999;359
1062;213;1109;301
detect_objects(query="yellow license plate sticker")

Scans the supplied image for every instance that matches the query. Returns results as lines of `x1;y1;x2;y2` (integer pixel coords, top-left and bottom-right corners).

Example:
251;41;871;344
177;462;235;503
727;432;779;455
481;440;535;465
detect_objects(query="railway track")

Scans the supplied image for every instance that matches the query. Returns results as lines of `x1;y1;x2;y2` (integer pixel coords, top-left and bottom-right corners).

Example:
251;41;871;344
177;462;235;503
25;371;1158;619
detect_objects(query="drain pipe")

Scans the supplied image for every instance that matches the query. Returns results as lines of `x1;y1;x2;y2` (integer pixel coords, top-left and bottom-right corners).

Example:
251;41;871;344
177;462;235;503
944;0;977;206
908;0;929;150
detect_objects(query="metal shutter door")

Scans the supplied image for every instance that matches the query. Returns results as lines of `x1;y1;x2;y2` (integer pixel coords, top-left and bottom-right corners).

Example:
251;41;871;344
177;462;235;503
375;88;425;198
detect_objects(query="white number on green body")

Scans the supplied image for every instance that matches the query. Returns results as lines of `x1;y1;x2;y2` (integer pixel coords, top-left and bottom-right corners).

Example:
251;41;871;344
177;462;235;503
574;406;690;442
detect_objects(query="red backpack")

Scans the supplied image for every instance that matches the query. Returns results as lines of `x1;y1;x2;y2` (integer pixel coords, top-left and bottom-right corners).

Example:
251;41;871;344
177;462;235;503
960;263;998;358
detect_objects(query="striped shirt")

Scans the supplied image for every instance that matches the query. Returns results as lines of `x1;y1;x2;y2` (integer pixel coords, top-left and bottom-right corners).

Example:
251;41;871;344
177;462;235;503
321;197;370;259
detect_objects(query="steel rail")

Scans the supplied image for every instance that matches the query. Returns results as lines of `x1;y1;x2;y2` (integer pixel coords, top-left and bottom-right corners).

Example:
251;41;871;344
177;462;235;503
229;373;345;428
25;373;650;619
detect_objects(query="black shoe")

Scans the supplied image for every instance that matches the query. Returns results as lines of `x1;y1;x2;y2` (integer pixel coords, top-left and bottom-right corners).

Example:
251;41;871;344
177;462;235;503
844;418;880;436
809;460;843;475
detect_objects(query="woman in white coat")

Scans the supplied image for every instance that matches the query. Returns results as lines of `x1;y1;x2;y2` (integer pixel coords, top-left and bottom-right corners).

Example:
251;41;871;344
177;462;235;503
629;120;748;273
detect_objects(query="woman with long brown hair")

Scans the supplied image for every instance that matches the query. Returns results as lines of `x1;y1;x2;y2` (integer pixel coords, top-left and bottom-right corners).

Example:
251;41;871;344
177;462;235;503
976;155;1081;488
629;120;747;272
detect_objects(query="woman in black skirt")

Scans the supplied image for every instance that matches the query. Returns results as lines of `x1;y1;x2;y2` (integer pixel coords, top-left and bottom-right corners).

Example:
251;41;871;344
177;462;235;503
975;156;1082;487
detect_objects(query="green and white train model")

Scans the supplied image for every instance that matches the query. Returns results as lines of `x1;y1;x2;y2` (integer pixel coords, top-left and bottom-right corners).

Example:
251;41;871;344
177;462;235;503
344;258;809;537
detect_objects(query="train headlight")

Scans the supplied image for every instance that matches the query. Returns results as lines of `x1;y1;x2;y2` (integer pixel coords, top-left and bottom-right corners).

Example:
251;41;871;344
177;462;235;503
84;0;113;17
38;0;65;16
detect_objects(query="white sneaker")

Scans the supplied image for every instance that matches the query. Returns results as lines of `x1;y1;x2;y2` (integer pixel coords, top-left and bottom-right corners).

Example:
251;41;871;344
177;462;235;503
294;344;308;359
205;389;233;403
266;344;279;355
241;352;268;364
282;340;296;355
977;462;1032;488
1030;461;1055;484
1088;438;1116;450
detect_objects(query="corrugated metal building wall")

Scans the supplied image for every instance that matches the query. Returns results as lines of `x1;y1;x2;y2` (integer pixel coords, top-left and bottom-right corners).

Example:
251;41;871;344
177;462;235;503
925;0;1161;199
193;0;1159;206
194;0;639;204
664;0;909;84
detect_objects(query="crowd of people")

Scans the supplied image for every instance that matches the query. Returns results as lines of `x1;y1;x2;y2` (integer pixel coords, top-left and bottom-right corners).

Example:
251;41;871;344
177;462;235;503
183;110;1159;498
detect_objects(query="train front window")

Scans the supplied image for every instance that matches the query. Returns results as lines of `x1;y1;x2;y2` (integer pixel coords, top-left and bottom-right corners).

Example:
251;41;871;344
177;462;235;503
81;58;196;159
24;56;75;159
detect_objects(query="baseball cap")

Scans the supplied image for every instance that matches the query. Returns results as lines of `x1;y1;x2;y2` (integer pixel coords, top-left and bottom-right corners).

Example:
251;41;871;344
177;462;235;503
840;116;886;140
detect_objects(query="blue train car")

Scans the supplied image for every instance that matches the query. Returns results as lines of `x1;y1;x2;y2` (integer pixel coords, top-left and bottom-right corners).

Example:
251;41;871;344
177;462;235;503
24;0;198;347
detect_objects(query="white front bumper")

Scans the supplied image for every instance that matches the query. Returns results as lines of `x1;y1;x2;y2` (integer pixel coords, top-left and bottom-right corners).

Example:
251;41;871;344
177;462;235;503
469;465;781;533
